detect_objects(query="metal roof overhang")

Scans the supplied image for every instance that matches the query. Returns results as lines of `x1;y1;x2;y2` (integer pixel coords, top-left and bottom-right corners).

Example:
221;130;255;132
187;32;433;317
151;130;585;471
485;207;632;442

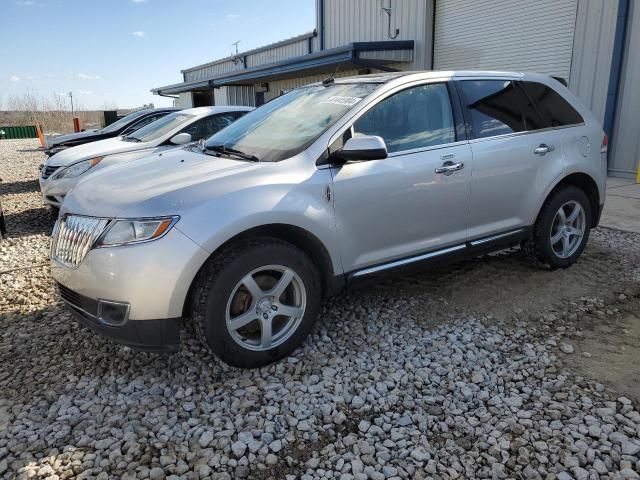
152;41;414;95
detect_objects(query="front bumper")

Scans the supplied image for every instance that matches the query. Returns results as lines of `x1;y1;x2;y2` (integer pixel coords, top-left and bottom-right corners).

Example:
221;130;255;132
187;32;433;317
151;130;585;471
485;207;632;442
51;226;210;321
59;283;181;351
39;173;76;208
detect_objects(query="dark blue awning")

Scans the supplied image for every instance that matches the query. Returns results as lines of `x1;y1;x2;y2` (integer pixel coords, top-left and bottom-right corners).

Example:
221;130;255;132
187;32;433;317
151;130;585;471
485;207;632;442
153;41;414;95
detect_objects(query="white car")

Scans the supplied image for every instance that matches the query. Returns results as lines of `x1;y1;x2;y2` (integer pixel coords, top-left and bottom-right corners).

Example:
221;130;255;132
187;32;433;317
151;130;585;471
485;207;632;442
39;106;253;208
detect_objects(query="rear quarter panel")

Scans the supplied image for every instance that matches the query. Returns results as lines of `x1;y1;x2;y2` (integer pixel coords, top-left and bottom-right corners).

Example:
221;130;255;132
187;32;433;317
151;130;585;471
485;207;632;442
524;75;606;222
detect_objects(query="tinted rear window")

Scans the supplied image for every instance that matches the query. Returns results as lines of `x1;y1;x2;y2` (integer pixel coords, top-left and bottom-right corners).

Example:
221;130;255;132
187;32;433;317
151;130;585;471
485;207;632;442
519;81;584;127
459;80;546;139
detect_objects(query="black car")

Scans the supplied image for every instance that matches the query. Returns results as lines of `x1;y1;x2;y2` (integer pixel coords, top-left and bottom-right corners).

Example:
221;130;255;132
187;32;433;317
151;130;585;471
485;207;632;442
44;107;177;156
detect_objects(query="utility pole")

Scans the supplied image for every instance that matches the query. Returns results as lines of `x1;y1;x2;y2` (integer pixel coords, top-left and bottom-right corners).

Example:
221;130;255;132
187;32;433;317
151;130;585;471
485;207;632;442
68;91;74;115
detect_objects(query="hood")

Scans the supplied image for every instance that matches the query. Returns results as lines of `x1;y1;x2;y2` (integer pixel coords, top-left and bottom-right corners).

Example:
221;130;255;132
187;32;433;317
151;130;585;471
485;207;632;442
47;137;150;167
61;147;265;218
48;130;102;147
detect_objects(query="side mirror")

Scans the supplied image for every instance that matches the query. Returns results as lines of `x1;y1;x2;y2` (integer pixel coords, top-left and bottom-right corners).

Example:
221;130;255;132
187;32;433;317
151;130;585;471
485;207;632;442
330;135;388;163
170;133;192;145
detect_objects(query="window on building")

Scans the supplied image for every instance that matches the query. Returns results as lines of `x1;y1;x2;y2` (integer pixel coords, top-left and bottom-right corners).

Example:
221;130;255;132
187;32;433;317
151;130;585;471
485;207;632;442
459;80;547;139
353;83;455;153
519;81;584;127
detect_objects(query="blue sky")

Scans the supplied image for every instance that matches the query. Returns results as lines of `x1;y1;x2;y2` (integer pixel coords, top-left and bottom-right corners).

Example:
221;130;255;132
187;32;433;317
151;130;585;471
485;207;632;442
0;0;316;109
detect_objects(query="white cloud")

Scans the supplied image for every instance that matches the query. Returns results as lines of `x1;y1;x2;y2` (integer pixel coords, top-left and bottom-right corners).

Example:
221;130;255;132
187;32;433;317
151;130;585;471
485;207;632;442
10;75;21;82
25;75;35;80
78;90;93;95
131;0;148;3
78;73;100;80
132;31;146;38
16;1;36;5
226;14;239;19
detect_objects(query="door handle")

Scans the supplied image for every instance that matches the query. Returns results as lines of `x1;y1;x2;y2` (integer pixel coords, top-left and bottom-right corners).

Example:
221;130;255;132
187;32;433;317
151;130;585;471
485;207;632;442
534;144;555;155
435;161;464;175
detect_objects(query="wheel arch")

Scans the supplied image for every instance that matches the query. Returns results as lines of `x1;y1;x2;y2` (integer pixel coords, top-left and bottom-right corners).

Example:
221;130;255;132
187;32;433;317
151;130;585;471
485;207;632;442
535;172;601;228
182;223;343;318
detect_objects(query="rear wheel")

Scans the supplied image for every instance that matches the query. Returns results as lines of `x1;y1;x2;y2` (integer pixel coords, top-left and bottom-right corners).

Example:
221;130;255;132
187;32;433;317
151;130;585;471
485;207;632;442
530;186;591;269
190;237;321;368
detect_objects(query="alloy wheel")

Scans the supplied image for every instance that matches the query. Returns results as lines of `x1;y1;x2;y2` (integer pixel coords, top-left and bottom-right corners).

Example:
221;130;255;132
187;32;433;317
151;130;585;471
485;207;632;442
550;200;586;259
225;264;307;351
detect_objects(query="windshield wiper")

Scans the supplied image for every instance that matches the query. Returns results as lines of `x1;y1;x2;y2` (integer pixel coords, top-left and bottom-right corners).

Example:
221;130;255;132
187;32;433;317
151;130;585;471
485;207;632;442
122;135;142;142
203;144;260;162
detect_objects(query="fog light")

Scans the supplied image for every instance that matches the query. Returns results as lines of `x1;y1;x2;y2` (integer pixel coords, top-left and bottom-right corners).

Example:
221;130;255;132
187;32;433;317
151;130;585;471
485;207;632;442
97;300;130;326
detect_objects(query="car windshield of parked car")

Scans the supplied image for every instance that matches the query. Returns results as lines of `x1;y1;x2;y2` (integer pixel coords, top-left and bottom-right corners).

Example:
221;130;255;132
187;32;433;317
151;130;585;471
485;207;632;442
204;83;380;162
126;112;196;142
100;110;150;134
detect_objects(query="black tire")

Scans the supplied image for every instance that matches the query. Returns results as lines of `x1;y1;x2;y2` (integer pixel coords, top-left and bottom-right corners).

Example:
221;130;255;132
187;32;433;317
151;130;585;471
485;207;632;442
190;237;321;368
530;185;592;269
48;206;60;222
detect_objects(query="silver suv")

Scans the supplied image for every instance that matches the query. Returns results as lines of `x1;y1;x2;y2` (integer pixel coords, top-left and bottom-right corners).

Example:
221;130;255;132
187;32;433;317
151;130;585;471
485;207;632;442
51;71;607;367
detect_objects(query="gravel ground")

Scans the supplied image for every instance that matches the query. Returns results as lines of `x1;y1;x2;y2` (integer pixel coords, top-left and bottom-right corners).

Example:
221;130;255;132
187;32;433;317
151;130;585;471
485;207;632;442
1;138;639;480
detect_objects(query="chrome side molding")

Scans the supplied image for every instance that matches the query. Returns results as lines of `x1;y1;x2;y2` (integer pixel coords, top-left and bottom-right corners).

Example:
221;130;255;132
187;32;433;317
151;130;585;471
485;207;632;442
352;244;467;277
352;228;527;278
468;228;525;246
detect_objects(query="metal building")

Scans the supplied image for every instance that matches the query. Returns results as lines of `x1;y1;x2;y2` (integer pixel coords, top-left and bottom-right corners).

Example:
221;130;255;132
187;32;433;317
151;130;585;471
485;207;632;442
152;0;639;179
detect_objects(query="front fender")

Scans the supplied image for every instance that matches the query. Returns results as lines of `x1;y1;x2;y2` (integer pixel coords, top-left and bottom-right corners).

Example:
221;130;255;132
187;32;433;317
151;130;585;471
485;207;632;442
175;168;342;276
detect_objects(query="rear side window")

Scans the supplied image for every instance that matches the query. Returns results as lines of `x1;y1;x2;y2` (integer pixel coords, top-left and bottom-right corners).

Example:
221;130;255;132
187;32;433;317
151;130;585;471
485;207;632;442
353;83;455;153
519;81;584;127
458;80;546;139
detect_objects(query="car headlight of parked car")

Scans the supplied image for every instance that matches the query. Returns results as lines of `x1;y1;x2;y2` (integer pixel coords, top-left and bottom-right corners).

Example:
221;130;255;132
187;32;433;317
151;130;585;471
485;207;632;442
96;216;179;247
52;156;104;179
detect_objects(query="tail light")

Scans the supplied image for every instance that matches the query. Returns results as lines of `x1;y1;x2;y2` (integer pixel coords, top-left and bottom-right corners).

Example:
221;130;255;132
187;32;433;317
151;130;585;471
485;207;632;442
601;133;608;153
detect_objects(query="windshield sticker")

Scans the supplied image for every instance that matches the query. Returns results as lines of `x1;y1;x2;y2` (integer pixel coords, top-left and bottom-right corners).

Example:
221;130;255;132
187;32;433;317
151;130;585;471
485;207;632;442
323;96;363;107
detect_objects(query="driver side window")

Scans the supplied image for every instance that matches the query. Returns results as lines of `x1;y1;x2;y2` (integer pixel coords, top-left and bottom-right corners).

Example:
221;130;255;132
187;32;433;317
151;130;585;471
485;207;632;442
353;83;455;154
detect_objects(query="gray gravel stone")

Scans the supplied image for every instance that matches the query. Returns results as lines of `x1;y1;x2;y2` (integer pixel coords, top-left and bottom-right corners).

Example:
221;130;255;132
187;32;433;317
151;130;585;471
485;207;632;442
1;139;640;480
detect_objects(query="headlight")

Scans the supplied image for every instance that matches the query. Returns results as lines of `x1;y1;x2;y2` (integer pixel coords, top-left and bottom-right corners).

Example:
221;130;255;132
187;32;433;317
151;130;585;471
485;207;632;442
52;156;103;179
96;216;179;247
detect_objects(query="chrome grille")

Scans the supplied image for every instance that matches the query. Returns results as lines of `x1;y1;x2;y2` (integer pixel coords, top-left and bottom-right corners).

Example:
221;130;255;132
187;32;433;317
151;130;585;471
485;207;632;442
51;215;109;268
41;165;59;179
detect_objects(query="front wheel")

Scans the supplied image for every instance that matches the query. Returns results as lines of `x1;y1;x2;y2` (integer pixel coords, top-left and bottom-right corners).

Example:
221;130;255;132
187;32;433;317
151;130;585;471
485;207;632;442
190;237;321;368
530;186;592;269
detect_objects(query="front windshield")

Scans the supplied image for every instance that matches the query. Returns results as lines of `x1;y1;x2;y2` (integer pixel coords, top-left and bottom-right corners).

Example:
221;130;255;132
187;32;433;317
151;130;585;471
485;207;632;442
204;82;380;162
101;110;150;134
127;112;195;142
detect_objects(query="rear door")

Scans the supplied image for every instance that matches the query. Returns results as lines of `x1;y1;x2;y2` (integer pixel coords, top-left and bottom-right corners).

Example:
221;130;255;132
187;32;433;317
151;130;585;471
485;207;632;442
457;79;564;240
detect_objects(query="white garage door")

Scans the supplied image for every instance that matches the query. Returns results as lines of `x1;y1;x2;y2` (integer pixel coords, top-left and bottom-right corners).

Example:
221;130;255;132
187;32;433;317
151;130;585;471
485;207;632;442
434;0;578;81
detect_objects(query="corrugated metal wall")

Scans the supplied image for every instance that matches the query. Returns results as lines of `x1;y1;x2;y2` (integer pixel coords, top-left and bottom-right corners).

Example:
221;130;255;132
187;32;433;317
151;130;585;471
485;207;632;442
175;92;193;109
213;86;256;107
184;60;241;82
434;0;578;80
184;35;315;82
569;0;618;123
322;0;433;69
228;85;256;106
610;0;640;178
246;39;309;68
264;69;361;102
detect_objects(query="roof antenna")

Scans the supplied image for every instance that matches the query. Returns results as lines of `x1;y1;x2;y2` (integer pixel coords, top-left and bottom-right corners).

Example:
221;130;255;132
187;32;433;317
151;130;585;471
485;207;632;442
322;64;340;86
